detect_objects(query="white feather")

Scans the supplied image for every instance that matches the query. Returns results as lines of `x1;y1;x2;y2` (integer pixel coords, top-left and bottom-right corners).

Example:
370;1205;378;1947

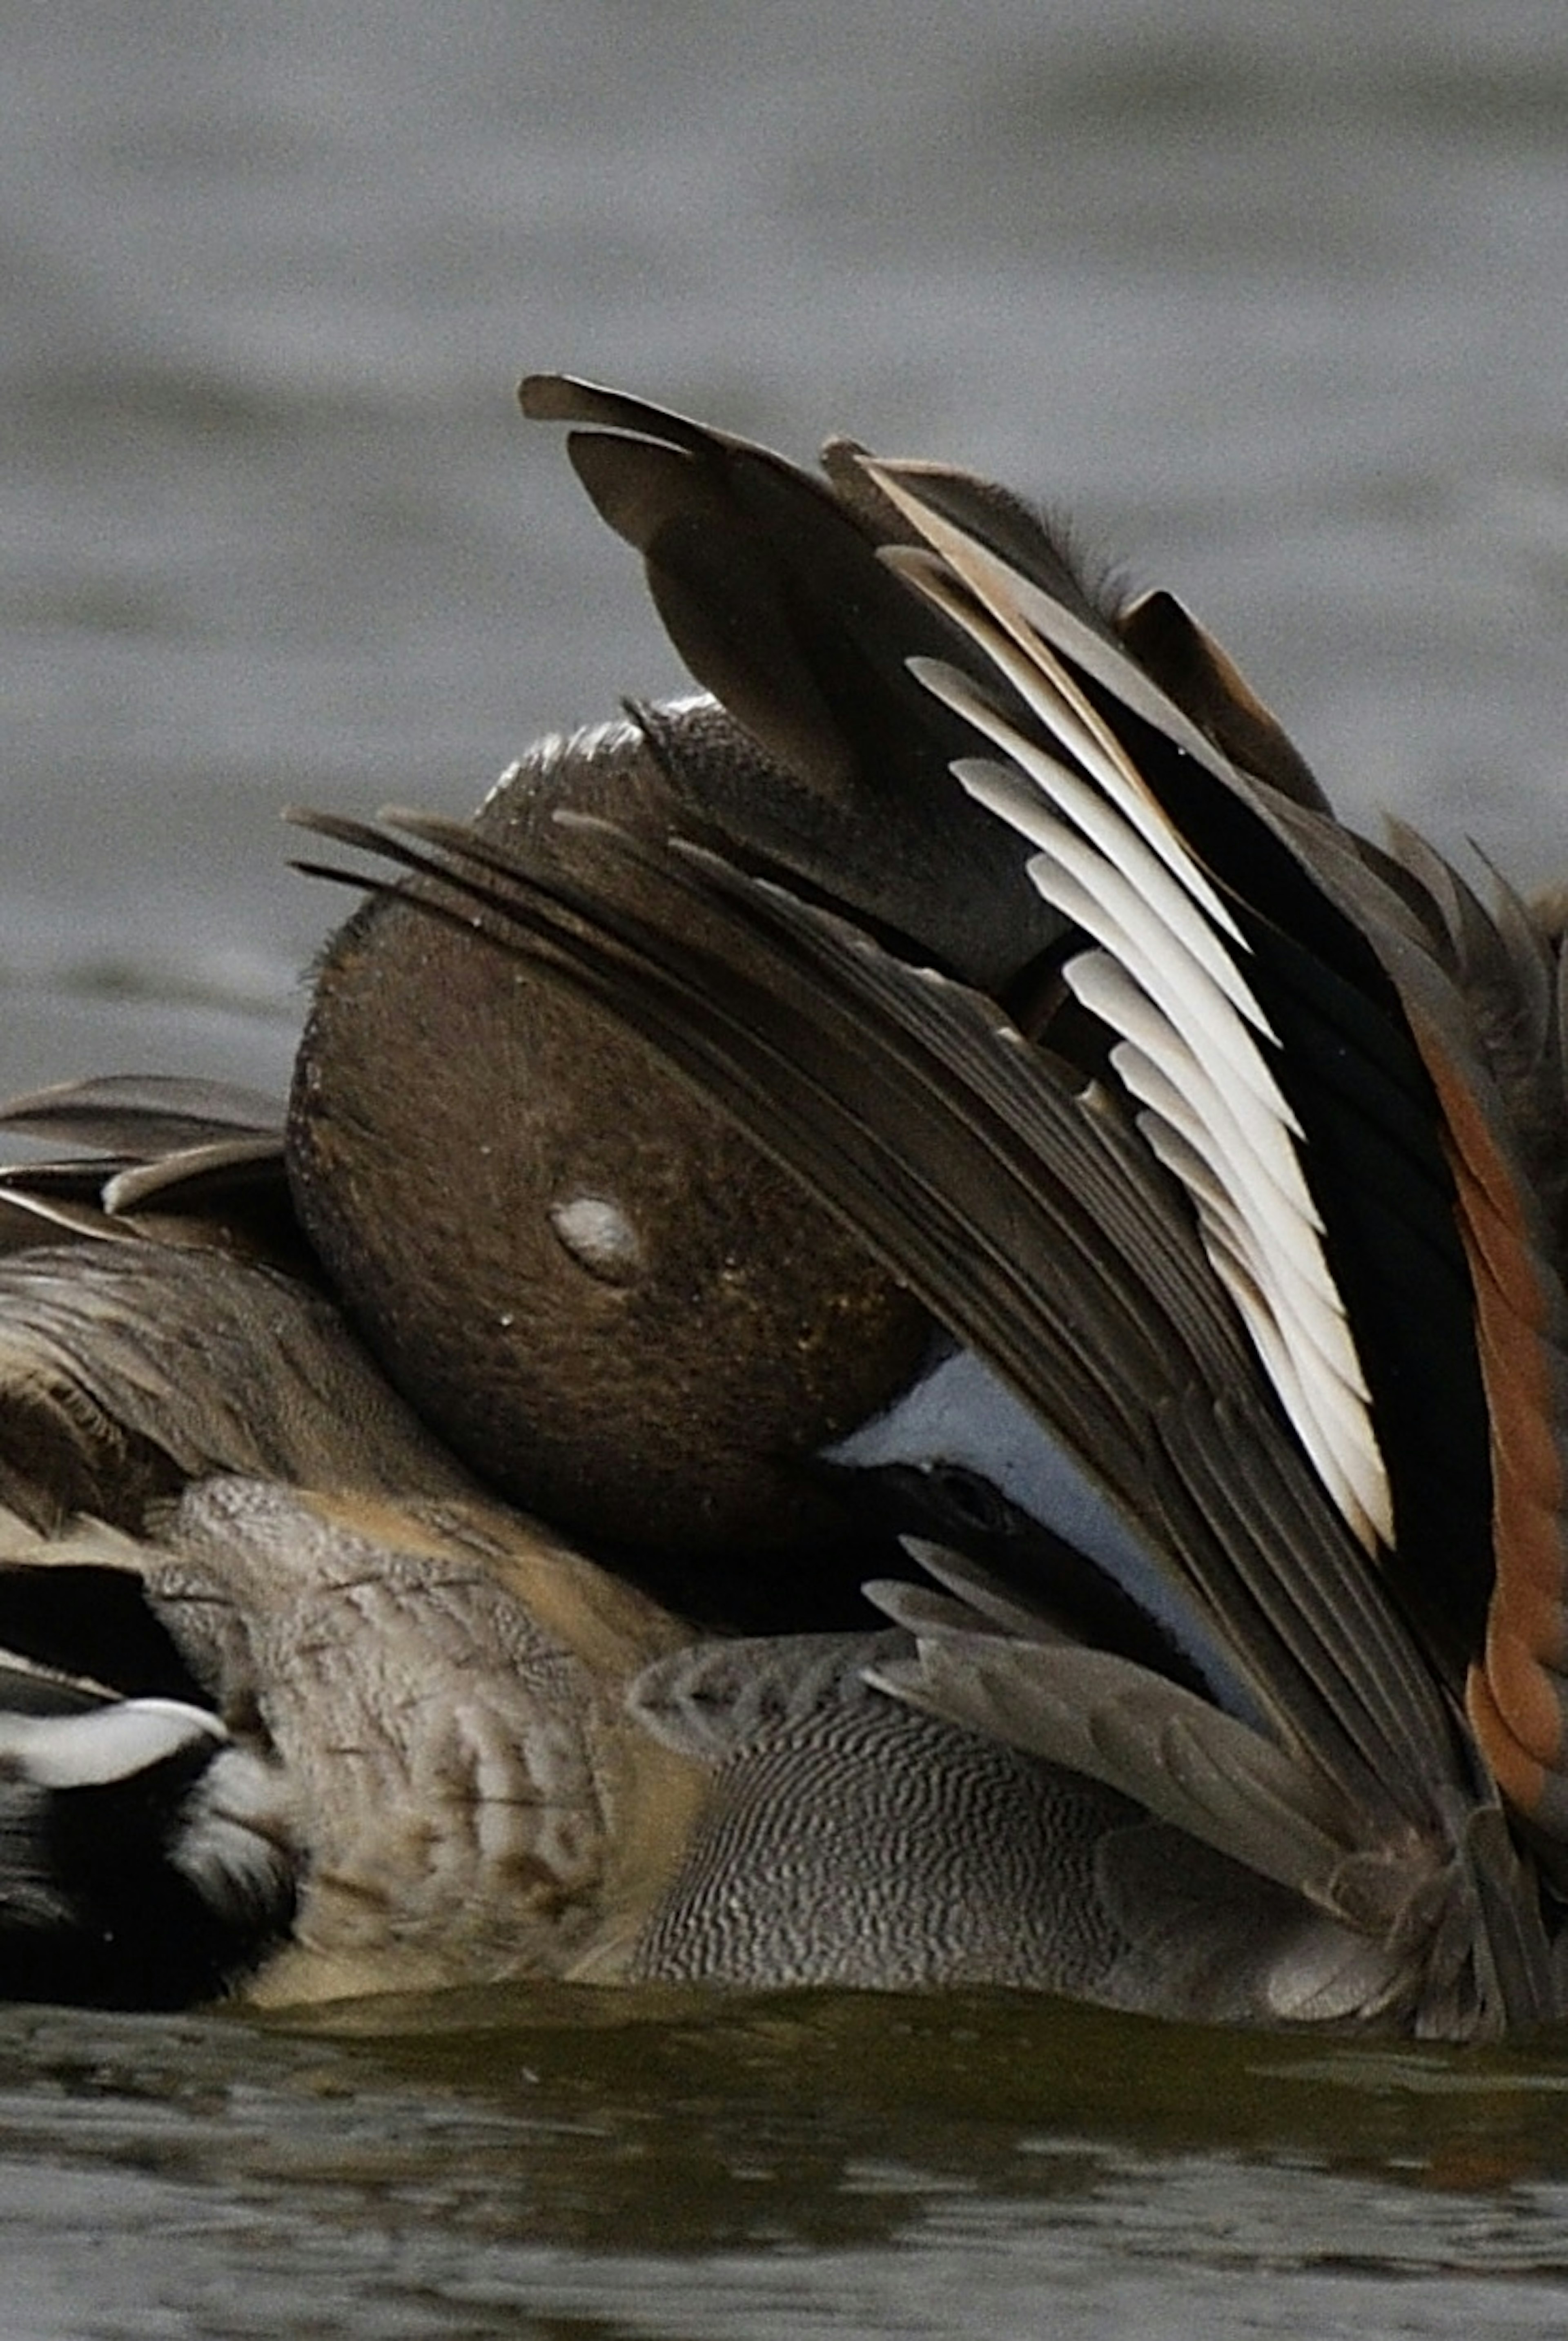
1030;840;1296;1127
908;638;1247;947
877;490;1247;782
0;1696;224;1790
1067;956;1316;1256
875;470;1392;1554
952;750;1265;1029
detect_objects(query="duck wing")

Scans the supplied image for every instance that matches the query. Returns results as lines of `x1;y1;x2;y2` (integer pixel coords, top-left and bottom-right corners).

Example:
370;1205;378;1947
0;1075;296;1262
289;806;1455;1776
292;795;1542;2028
518;375;1080;992
510;383;1498;1676
287;404;1568;2028
518;376;1332;989
855;450;1568;1872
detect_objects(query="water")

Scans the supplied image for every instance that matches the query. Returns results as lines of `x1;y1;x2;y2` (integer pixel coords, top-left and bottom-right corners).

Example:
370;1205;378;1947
6;1989;1568;2339
7;2;1568;2329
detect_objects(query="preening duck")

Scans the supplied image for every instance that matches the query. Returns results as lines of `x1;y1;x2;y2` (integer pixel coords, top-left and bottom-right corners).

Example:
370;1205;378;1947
0;376;1562;2033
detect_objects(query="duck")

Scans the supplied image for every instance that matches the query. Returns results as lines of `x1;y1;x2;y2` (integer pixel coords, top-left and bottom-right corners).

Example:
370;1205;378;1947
0;375;1563;2035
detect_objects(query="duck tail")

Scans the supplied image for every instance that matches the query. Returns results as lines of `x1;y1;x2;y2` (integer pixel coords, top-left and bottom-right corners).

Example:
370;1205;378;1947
0;1654;294;2007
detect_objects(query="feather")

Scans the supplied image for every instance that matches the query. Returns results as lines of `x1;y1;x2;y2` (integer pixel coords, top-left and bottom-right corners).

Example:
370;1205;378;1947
288;800;1475;1834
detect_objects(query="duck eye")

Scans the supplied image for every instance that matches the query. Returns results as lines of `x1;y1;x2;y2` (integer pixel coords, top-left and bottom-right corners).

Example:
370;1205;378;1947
547;1193;645;1286
927;1464;1016;1540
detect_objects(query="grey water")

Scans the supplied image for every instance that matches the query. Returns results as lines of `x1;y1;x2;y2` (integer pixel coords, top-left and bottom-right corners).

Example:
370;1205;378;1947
7;2;1568;2331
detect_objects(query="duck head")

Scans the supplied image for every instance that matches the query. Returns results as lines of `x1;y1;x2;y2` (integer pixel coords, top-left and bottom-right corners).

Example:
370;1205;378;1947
288;708;944;1629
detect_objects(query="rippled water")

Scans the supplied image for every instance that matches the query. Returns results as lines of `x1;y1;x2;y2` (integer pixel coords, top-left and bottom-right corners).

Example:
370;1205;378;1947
7;1988;1568;2339
8;2;1568;2331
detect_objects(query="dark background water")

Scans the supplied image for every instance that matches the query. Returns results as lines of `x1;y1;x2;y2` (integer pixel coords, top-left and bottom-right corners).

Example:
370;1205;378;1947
7;2;1568;2332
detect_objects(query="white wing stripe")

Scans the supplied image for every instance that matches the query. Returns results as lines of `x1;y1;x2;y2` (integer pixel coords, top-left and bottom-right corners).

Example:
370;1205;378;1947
1098;1005;1379;1434
875;475;1392;1553
1047;893;1310;1213
1026;827;1297;1127
953;751;1267;1031
1134;1095;1378;1424
906;621;1248;947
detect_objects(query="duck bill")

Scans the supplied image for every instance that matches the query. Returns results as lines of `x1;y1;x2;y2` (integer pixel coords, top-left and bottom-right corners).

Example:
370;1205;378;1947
819;1342;1244;1708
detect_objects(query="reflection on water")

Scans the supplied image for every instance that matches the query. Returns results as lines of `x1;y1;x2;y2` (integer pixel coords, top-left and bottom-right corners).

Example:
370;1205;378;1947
4;1987;1568;2335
